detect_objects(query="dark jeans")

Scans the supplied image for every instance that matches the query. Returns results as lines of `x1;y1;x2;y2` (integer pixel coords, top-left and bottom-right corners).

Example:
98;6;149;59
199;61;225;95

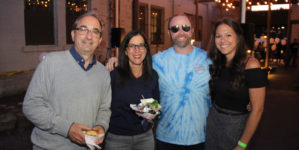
156;139;205;150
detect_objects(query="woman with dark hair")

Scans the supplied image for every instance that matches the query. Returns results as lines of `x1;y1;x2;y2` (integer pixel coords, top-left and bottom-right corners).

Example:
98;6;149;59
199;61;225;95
205;18;266;150
104;30;159;150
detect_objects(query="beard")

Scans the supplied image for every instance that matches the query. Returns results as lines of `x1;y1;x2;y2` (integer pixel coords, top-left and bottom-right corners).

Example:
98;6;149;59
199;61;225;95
170;33;192;48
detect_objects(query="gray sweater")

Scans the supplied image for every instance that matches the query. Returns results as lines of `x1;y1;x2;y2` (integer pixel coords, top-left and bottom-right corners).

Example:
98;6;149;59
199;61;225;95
23;50;111;150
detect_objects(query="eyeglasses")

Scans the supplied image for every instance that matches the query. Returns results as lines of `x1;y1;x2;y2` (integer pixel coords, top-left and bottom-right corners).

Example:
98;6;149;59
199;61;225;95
127;43;147;50
169;24;191;33
74;26;102;37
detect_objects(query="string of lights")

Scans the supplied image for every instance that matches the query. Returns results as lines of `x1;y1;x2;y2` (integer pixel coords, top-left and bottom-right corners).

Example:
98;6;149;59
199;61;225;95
214;0;298;11
25;0;51;8
66;0;88;12
25;0;88;12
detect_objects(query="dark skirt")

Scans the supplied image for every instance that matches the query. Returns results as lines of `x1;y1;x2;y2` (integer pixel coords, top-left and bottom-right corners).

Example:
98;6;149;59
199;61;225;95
205;104;249;150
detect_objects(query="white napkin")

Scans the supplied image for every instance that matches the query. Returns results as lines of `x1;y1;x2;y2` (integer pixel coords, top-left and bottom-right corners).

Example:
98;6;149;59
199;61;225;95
130;104;161;120
84;132;104;150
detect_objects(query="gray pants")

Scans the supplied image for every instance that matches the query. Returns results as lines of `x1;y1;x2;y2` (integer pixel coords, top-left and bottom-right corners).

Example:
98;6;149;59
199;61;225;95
205;105;249;150
104;129;154;150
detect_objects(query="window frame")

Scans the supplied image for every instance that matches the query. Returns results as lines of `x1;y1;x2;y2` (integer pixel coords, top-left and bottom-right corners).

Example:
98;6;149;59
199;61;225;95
23;0;91;52
150;5;164;45
138;3;149;40
24;0;55;46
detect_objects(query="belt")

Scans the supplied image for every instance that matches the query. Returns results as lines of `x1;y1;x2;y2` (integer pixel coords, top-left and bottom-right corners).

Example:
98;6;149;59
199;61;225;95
213;104;249;116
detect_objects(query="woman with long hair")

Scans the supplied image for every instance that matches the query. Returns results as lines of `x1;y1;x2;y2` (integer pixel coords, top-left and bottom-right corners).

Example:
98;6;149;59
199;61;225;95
104;30;159;150
205;18;266;150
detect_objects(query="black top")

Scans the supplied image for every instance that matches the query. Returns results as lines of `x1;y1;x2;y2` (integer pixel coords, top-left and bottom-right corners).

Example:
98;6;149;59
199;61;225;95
109;68;160;135
214;68;267;112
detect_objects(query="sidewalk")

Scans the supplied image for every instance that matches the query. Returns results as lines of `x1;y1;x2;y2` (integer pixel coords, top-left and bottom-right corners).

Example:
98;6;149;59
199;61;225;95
249;67;299;150
0;67;298;150
0;92;33;150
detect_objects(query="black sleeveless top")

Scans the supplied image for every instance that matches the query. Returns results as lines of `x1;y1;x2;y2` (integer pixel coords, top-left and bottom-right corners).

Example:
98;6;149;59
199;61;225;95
214;68;267;112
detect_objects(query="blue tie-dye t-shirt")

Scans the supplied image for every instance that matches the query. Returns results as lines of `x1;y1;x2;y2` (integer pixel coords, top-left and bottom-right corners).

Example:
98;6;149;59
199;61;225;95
153;46;211;145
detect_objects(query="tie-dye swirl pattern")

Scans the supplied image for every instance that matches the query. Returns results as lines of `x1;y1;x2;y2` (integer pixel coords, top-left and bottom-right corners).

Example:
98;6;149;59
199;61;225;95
153;46;211;145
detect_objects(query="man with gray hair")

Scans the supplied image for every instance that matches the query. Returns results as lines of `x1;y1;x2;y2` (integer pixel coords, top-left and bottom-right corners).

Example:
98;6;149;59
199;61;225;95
23;12;111;149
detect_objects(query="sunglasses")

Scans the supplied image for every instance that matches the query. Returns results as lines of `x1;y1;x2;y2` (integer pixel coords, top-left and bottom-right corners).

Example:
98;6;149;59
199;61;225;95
169;24;191;33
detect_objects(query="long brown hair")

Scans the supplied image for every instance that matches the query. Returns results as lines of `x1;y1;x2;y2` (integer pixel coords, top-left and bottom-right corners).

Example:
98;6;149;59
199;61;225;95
208;18;248;95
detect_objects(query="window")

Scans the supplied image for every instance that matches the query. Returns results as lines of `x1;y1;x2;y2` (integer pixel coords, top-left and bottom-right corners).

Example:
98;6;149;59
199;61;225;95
24;0;54;45
66;0;88;44
138;4;148;38
150;6;164;44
